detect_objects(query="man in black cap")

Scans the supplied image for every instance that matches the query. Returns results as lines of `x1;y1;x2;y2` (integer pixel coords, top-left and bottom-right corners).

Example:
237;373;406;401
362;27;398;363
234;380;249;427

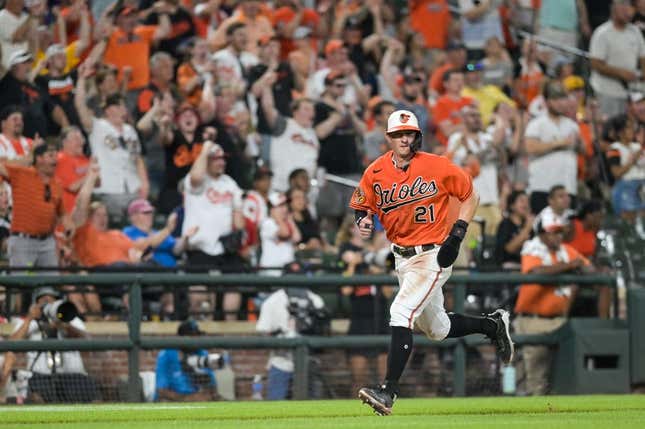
155;320;219;402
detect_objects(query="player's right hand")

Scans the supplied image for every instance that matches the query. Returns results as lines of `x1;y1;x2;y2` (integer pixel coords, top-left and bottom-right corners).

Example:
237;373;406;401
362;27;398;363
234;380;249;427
357;212;374;239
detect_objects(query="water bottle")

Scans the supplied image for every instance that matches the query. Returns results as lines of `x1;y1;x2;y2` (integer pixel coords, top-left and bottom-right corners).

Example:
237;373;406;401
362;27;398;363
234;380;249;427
251;374;263;400
502;364;516;395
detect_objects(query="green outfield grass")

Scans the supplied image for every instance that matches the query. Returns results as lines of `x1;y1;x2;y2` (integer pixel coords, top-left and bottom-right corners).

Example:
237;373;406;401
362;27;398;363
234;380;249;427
1;395;644;429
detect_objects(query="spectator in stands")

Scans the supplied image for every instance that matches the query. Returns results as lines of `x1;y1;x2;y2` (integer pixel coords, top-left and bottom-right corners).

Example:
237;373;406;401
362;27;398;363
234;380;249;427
566;200;611;318
481;36;513;91
54;126;89;214
101;4;171;91
514;38;544;111
0;105;34;163
458;0;504;60
183;141;245;318
524;81;580;214
0;143;72;307
256;277;326;400
0;50;69;138
447;105;503;237
408;0;451;53
212;22;258;97
242;166;272;265
0;0;33;71
260;79;318;192
249;34;300;155
176;37;216;108
75;64;150;223
514;216;592;396
590;0;645;118
495;190;534;269
534;185;576;240
141;0;195;58
136;52;178;119
433;68;473;148
259;192;301;276
537;0;591;68
605;114;645;225
314;71;366;226
462;62;515;127
429;41;467;96
306;39;368;107
363;100;395;166
209;0;274;55
287;187;322;251
155;320;218;402
85;65;122;117
0;347;15;397
273;0;324;60
10;287;98;403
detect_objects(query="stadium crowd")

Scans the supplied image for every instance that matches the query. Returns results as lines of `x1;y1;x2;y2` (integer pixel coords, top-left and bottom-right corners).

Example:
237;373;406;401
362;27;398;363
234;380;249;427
0;0;643;402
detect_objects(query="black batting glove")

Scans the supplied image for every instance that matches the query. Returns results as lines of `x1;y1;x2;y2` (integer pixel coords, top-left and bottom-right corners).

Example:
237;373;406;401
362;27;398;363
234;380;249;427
437;220;468;268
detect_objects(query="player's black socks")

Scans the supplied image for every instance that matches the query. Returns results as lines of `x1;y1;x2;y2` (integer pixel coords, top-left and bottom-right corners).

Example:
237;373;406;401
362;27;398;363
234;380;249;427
446;312;497;338
383;326;413;396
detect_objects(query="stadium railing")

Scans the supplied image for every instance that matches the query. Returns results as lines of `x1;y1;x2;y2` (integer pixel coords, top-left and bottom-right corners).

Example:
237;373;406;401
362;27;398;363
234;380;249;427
0;272;617;401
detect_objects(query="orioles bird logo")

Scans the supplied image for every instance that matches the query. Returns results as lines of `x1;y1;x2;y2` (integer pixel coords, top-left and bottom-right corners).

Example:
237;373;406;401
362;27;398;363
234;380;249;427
399;113;410;123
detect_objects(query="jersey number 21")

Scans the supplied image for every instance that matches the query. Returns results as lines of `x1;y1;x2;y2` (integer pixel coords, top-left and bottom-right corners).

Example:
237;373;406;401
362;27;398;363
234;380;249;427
414;204;435;223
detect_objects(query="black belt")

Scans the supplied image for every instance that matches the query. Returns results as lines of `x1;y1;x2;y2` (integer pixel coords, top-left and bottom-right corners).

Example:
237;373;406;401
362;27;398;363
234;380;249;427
11;232;52;241
392;243;435;258
516;313;564;320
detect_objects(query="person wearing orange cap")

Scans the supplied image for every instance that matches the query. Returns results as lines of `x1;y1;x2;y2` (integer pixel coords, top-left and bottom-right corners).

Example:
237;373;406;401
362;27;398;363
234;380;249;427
514;216;592;395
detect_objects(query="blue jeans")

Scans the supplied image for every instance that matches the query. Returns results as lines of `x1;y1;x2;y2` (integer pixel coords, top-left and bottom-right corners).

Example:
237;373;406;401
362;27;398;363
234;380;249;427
612;179;645;214
267;365;292;400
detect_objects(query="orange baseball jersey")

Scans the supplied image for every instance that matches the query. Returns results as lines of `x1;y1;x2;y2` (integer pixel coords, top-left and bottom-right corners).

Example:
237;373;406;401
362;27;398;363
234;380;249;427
349;151;473;246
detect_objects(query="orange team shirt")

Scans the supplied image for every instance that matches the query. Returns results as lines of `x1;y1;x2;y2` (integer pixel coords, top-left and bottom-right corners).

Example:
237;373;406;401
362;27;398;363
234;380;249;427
432;95;474;146
5;164;64;235
516;67;544;107
349;151;473;246
73;223;134;267
273;7;320;59
103;26;157;90
54;151;89;214
566;218;597;258
577;121;594;180
515;243;589;317
177;62;202;106
409;0;450;49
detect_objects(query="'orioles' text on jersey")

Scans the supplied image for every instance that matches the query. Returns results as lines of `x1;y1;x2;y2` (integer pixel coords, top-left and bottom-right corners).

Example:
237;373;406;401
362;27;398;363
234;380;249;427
349;151;473;246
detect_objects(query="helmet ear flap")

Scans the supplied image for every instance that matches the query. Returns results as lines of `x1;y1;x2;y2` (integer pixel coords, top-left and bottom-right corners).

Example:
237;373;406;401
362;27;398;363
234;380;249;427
410;132;422;152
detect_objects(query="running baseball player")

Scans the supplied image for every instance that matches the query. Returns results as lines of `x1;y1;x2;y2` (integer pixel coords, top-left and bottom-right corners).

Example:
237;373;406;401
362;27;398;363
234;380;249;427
350;110;513;416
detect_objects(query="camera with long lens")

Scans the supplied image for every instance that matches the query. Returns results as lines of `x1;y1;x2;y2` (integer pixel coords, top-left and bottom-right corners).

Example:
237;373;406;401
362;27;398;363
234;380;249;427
41;300;78;323
185;353;224;370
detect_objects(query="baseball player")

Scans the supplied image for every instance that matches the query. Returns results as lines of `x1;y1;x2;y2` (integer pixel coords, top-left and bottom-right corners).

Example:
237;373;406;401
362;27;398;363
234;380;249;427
350;110;513;415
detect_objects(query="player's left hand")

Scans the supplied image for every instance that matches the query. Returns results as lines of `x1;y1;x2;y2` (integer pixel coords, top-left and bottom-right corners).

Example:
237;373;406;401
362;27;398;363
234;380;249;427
437;220;468;268
357;211;374;239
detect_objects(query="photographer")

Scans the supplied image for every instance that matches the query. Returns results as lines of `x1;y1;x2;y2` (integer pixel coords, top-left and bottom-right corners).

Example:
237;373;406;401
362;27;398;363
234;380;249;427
155;320;219;402
256;263;329;400
9;287;97;403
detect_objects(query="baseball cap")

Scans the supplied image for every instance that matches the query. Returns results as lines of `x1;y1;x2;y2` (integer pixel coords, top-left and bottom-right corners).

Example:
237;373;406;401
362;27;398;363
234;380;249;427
45;44;66;59
253;166;273;181
177;320;204;336
127;198;154;215
537;215;566;234
324;69;345;86
33;287;60;303
629;91;645;103
386;110;421;134
268;192;287;208
563;75;585;92
8;49;33;68
175;102;200;121
324;39;344;57
464;62;484;73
